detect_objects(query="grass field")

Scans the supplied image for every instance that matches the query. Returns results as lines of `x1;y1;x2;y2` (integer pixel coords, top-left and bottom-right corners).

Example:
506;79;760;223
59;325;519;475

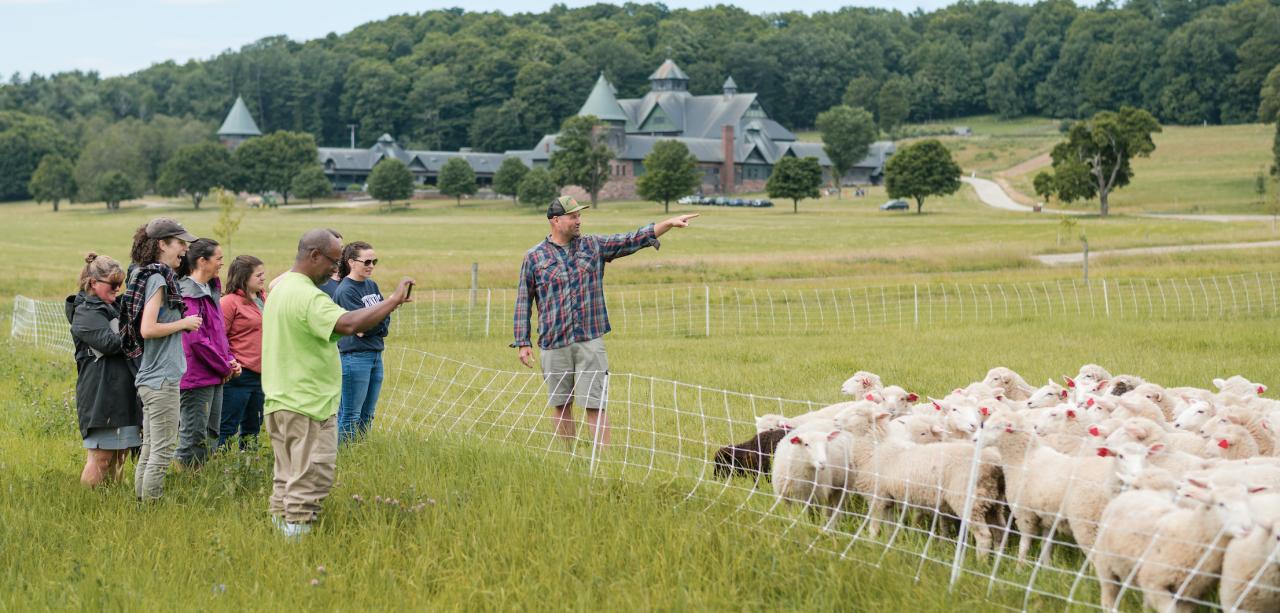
4;174;1280;609
806;114;1277;215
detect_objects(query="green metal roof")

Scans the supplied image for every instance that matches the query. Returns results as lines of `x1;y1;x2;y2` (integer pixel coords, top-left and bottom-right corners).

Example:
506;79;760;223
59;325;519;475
217;96;262;137
577;74;629;123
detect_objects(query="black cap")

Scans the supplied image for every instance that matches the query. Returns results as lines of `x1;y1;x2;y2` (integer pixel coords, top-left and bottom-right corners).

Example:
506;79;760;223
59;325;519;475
546;196;589;219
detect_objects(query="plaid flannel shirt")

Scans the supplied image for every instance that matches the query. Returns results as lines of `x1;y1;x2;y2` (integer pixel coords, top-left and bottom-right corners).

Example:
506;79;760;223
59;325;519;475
512;223;659;350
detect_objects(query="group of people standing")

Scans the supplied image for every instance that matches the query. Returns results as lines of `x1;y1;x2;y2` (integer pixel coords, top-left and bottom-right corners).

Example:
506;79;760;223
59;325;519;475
65;217;407;537
62;194;696;538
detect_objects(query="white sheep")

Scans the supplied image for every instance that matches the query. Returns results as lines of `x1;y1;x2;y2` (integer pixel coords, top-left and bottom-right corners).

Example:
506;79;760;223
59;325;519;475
1220;491;1280;613
886;414;945;445
1127;383;1185;423
1104;374;1146;398
842;409;1002;556
983;367;1036;401
771;425;855;521
1173;400;1216;433
1026;379;1070;410
977;408;1113;563
1110;395;1171;428
1093;475;1181;610
1033;403;1094;455
1102;418;1208;475
1129;480;1239;612
875;385;919;416
755;413;795;433
1203;423;1262;460
840;371;884;397
1214;375;1268;399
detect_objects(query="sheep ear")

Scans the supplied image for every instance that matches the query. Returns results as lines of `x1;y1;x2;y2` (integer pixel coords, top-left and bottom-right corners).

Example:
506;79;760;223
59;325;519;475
789;436;802;445
1146;443;1165;456
929;397;943;411
1187;478;1210;489
1066;409;1076;419
873;411;892;424
1247;485;1268;494
1064;375;1075;388
1124;423;1145;438
930;424;943;435
1258;384;1267;395
1213;378;1226;390
827;431;841;441
1096;447;1110;457
906;392;918;402
1059;389;1069;399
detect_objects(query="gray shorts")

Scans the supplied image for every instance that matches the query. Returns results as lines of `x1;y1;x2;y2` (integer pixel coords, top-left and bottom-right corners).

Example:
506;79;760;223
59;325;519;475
540;338;609;409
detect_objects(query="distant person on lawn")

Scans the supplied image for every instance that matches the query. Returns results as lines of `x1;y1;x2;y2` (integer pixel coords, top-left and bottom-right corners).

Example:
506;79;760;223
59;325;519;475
262;229;412;538
512;196;698;446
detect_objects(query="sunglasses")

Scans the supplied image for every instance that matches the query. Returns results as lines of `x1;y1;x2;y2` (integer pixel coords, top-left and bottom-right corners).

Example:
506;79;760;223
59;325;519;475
95;279;122;290
351;258;379;267
316;250;341;266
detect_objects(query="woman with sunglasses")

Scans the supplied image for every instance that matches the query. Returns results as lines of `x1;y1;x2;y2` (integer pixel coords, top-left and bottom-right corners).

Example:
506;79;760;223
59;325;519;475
66;253;141;487
333;241;391;444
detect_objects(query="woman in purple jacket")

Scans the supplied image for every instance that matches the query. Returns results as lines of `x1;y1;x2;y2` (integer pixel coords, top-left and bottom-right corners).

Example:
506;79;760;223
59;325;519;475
175;238;240;466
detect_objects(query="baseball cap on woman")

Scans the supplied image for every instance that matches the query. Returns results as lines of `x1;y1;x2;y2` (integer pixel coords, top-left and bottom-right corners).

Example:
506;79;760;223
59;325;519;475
144;217;198;242
546;196;589;219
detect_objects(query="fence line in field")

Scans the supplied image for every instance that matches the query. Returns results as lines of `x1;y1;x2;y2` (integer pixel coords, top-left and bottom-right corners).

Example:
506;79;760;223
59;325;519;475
13;272;1280;352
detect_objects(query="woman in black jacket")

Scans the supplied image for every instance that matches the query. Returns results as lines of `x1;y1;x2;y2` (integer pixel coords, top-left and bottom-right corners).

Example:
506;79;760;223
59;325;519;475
66;253;140;487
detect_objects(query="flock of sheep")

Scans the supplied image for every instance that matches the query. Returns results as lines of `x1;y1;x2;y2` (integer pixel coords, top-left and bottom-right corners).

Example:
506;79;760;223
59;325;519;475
712;365;1280;612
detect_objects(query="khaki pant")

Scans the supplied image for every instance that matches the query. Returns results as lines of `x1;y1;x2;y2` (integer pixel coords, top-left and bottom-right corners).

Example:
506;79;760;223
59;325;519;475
135;382;181;500
266;411;337;524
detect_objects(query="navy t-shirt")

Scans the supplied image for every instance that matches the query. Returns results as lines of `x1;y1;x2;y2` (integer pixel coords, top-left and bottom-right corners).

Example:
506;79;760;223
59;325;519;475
334;277;390;353
319;278;341;299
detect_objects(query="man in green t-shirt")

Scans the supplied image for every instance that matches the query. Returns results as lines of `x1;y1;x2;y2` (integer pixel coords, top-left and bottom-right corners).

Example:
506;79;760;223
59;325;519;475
262;228;413;538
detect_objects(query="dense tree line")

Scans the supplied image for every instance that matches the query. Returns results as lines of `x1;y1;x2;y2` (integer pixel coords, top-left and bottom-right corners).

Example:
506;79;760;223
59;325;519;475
3;1;1280;203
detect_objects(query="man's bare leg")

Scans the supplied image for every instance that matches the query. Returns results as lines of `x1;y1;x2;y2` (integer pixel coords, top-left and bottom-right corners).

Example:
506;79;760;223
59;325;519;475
585;408;610;446
551;403;576;442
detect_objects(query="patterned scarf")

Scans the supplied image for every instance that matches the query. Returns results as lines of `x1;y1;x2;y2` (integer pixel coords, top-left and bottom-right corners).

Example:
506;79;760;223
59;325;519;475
119;263;186;359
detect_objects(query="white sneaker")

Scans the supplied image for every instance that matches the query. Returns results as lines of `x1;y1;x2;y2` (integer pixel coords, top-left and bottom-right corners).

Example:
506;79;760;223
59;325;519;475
270;515;285;531
280;521;312;540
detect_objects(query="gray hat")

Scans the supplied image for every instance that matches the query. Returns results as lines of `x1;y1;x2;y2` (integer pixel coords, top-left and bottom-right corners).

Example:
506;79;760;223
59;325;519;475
145;217;198;242
546;195;589;219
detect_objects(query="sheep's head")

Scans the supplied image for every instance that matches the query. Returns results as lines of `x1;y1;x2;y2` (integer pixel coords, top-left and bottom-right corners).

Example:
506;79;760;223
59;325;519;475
1107;375;1145;397
1211;483;1270;539
1173;401;1213;431
1131;383;1167;407
1106;441;1163;488
944;400;982;439
977;408;1022;447
1027;380;1068;409
877;386;916;415
1036;404;1081;436
1213;375;1266;398
756;414;794;433
788;430;840;472
983;367;1017;392
841;371;883;396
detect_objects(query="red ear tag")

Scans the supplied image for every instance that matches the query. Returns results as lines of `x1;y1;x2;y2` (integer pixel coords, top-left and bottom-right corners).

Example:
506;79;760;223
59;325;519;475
1258;385;1266;395
1060;390;1068;399
1086;398;1095;408
865;394;875;402
1096;448;1110;457
980;407;990;416
1218;439;1230;449
907;393;918;402
996;395;1004;401
1004;425;1014;434
1067;410;1076;419
1088;425;1100;437
933;402;942;411
1066;377;1076;388
790;436;802;445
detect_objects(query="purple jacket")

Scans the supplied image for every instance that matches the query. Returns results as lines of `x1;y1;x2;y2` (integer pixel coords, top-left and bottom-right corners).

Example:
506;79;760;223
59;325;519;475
179;276;234;389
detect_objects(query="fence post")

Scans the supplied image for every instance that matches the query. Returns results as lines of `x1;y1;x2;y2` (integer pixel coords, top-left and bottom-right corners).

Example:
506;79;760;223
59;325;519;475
470;262;478;307
704;285;711;337
1103;280;1110;317
484;289;491;338
913;284;919;328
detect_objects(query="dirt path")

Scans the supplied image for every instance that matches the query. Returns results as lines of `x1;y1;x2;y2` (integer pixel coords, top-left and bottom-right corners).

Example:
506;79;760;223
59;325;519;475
1033;240;1280;265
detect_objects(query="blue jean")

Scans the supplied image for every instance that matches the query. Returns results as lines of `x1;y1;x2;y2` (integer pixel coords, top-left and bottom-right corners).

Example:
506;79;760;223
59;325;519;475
219;369;264;450
339;351;383;444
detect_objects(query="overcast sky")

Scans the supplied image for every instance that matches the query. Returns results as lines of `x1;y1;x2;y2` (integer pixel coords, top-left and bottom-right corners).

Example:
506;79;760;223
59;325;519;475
0;0;1070;78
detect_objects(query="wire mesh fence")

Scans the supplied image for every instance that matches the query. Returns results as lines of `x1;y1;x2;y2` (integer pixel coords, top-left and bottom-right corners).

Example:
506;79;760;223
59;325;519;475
392;272;1280;339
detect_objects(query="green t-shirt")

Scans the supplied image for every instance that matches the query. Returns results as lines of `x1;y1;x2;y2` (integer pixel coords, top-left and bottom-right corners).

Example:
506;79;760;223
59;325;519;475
262;272;347;421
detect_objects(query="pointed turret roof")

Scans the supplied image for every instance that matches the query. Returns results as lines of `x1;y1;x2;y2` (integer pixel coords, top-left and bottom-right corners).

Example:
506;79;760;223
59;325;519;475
578;73;629;123
648;59;689;81
723;76;738;91
217;96;261;137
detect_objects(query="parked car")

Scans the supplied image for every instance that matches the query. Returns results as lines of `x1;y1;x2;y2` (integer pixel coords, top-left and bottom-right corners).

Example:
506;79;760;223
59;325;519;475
677;195;697;205
879;199;909;211
698;196;715;205
714;197;729;205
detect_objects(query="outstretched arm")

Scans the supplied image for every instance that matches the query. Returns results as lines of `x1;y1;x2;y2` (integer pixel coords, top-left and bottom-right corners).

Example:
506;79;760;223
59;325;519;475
654;213;699;237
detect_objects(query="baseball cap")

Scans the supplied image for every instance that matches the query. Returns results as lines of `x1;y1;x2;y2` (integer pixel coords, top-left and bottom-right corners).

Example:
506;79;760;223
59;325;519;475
145;217;198;242
546;196;589;219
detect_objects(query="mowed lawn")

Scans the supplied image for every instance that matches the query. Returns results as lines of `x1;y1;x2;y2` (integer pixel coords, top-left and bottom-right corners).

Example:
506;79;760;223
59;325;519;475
5;186;1280;310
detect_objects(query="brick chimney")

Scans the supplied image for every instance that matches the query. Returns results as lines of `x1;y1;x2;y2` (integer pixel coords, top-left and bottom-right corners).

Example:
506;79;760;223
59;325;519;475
721;124;735;194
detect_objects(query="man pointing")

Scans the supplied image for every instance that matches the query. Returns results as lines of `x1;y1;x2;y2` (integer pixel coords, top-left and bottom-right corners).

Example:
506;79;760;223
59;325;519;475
513;196;697;445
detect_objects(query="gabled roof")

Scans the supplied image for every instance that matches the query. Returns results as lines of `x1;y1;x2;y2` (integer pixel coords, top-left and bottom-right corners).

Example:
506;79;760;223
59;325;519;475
578;74;629;123
648;59;688;81
217;96;261;137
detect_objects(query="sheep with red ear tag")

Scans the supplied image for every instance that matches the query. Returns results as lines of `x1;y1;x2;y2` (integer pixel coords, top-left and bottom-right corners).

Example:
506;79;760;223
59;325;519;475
770;426;855;522
839;371;883;397
1219;491;1280;613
